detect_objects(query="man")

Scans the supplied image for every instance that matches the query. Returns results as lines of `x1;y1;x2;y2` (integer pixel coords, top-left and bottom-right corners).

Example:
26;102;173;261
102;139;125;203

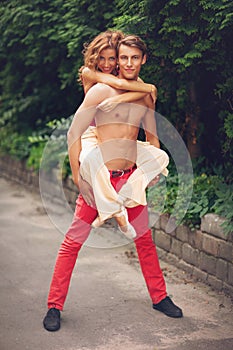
43;35;183;332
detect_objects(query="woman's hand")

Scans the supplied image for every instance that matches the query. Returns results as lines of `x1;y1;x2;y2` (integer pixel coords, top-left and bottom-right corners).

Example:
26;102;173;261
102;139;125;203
97;97;119;113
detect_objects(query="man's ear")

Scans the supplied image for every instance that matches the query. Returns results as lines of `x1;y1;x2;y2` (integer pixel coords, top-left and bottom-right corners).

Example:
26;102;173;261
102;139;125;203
142;54;147;65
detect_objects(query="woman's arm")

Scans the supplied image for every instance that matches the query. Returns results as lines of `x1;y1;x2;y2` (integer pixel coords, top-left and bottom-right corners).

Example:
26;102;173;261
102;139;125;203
82;67;157;96
81;67;157;112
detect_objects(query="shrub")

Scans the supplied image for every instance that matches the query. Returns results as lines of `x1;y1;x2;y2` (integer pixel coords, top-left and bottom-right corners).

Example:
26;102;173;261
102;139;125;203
26;117;72;177
148;172;223;231
212;182;233;236
0;126;31;160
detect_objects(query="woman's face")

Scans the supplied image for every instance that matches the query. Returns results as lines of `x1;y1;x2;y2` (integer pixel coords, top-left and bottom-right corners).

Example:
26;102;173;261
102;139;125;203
97;48;117;74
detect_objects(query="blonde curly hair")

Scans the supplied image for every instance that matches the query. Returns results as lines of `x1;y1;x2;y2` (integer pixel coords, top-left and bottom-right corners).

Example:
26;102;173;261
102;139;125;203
78;30;124;84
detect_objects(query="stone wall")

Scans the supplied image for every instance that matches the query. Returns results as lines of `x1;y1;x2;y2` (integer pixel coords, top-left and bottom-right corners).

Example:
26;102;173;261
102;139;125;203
151;213;233;298
0;155;232;298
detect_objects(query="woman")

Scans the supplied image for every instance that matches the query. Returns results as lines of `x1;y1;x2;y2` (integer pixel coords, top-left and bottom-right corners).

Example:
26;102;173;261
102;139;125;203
69;30;168;238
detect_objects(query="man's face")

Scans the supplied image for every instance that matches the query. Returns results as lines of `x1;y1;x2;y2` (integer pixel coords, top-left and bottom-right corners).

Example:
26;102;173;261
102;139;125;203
118;44;146;80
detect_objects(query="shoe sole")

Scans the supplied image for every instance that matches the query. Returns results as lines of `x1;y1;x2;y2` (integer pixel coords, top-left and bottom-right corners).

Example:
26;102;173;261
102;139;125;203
43;319;60;332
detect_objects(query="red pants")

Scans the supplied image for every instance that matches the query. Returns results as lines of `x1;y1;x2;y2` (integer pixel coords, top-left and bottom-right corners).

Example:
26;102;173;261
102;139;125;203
47;168;167;310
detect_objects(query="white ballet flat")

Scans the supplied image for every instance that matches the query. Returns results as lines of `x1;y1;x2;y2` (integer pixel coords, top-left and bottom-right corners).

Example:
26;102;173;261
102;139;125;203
92;216;104;228
92;208;137;240
115;207;137;239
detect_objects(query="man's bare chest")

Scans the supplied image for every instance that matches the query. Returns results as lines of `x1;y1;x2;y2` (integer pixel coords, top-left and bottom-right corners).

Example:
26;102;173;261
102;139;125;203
96;102;147;128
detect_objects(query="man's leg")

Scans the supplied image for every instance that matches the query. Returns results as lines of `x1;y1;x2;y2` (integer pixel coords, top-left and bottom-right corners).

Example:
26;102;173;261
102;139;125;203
109;172;167;303
127;203;183;318
43;194;98;331
112;171;182;317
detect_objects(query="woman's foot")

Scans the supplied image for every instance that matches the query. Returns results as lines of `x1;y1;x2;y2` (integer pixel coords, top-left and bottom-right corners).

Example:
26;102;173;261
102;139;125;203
92;208;136;240
92;216;105;228
114;208;136;239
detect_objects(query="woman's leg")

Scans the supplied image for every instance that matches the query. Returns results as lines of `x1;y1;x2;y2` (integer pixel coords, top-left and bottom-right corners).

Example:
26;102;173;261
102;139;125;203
118;142;169;207
80;146;123;222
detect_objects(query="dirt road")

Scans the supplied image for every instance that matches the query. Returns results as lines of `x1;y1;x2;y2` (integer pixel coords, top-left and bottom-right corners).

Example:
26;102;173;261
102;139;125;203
0;177;232;350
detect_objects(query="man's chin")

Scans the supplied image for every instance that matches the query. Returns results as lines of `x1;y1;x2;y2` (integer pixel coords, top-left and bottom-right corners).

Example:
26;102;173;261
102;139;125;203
123;75;136;80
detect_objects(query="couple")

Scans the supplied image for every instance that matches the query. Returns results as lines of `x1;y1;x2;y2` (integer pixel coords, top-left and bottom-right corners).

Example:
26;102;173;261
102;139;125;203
43;31;183;332
71;30;169;239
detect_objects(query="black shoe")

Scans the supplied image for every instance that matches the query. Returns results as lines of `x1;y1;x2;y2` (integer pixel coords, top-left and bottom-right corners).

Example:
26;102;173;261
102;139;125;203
43;308;61;331
153;296;183;318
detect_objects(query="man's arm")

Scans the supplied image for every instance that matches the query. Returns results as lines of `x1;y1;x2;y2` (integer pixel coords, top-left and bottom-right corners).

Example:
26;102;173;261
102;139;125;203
142;95;169;187
142;95;160;148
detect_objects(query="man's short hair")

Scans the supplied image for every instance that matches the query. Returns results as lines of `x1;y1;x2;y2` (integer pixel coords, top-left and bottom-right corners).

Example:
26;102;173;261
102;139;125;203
118;35;147;57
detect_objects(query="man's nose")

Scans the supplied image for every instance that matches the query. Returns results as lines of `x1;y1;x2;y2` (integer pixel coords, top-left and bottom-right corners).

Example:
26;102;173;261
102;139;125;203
126;58;132;66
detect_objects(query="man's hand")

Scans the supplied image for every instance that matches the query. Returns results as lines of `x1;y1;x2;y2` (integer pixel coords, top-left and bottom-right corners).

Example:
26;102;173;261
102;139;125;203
77;173;96;208
147;175;160;187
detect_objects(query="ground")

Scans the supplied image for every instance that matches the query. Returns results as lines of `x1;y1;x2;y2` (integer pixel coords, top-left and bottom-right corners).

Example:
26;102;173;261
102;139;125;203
0;177;232;350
